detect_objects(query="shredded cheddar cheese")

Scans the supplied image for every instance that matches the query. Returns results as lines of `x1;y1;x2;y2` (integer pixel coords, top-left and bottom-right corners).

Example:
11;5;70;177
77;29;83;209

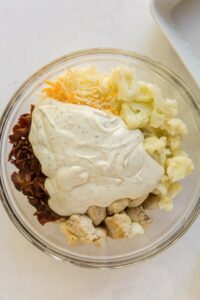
43;66;120;115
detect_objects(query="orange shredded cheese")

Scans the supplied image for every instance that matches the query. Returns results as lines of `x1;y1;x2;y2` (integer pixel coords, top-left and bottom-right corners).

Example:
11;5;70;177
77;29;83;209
43;66;120;115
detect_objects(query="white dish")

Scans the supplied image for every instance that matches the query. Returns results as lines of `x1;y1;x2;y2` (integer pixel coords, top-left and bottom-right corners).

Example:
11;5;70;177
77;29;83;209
150;0;200;87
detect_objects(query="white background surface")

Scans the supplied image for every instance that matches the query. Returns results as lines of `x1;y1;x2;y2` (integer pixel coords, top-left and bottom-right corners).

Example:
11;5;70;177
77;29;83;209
0;0;200;299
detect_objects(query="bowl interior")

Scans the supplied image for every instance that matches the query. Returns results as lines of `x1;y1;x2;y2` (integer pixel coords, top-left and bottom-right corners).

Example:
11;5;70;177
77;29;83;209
1;50;200;268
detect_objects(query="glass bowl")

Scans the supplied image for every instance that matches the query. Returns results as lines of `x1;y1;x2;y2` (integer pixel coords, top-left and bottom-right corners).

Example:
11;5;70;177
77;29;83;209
0;48;200;269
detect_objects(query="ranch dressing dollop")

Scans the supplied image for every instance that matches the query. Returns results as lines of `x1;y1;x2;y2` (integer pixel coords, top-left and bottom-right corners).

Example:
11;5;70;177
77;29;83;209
29;99;163;216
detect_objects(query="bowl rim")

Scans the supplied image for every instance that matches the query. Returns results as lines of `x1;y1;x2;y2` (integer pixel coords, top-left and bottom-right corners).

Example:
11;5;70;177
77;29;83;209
0;47;200;269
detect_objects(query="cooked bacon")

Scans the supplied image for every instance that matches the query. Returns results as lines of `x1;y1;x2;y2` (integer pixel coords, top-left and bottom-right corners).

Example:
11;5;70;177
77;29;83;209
8;108;63;225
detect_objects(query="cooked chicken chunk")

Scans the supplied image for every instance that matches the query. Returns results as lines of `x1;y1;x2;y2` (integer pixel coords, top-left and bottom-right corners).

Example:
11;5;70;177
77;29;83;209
87;206;106;225
142;194;159;210
60;225;79;246
105;213;144;239
107;198;129;215
128;194;148;208
126;206;152;228
60;214;106;247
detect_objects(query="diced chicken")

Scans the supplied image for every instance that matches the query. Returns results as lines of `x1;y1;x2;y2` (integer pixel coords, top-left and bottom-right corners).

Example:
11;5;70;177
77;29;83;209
126;206;152;228
128;194;148;208
107;198;129;215
60;224;79;246
87;206;106;225
105;213;144;239
60;214;106;247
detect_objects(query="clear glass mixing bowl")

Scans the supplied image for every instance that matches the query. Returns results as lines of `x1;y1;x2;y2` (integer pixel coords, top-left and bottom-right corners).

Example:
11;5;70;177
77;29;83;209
0;48;200;268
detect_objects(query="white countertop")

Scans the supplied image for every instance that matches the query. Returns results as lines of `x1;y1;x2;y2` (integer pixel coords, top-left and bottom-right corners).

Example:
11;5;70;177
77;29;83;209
0;0;200;299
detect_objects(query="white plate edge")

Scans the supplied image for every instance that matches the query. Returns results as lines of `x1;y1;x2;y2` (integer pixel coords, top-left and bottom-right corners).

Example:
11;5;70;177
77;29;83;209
150;0;200;89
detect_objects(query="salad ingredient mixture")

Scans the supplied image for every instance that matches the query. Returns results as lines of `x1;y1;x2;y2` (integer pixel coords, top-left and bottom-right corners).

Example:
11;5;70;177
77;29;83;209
9;65;194;247
29;99;163;216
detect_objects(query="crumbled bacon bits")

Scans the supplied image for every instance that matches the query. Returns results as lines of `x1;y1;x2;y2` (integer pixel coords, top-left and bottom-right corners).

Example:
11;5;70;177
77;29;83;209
8;107;63;225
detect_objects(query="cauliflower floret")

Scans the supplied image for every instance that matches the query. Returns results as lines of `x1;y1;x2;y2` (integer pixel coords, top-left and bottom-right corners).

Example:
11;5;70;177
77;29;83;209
118;73;180;134
143;124;161;138
159;181;182;211
169;181;182;198
166;156;194;182
60;215;106;247
144;136;166;155
133;82;178;120
159;195;173;211
111;66;136;102
153;86;178;117
162;119;187;136
149;110;167;128
160;174;169;183
120;102;151;130
168;135;182;152
107;198;129;215
133;81;154;103
172;150;188;157
153;181;169;196
149;86;178;128
144;136;169;165
162;98;178;118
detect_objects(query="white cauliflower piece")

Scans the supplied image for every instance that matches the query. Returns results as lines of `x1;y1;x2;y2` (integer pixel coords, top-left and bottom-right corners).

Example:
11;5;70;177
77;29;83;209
168;135;182;152
160;174;169;183
162;119;187;136
153;181;169;196
144;136;166;155
169;182;182;198
118;71;180;134
149;86;178;128
159;182;182;211
159;195;173;212
111;66;136;102
143;124;160;138
150;110;167;128
120;102;151;130
166;156;194;182
163;98;178;118
133;81;154;103
172;150;188;157
144;136;168;165
153;86;178;117
60;215;106;247
133;82;178;121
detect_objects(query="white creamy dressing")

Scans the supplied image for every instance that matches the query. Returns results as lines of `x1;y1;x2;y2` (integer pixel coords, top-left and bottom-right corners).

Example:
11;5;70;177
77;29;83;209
29;99;163;216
